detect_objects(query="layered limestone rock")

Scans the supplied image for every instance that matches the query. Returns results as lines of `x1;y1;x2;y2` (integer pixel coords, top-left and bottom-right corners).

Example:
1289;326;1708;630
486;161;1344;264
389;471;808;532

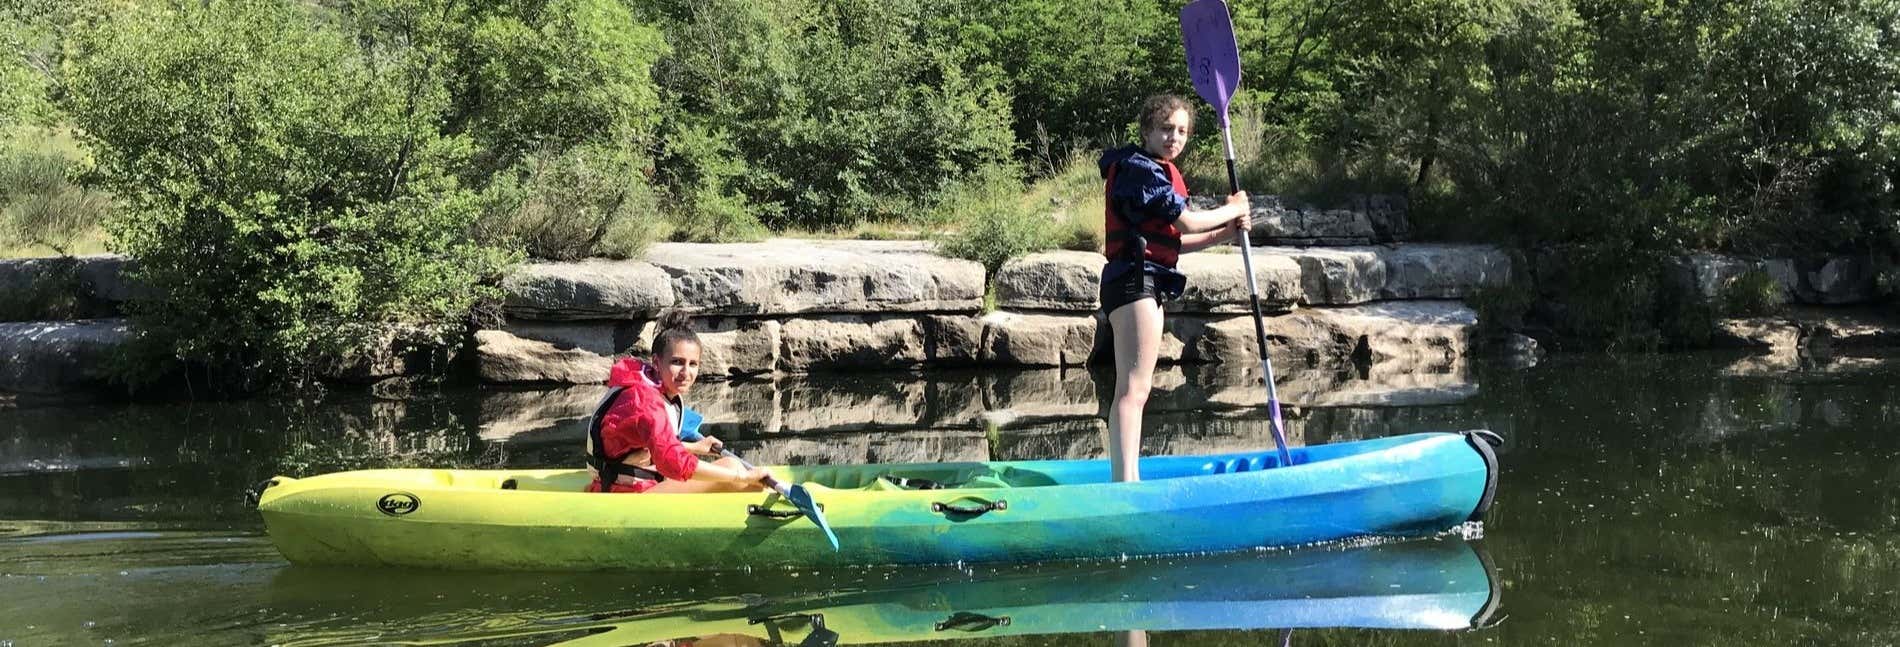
1377;244;1514;300
0;319;130;395
1193;193;1413;246
644;240;985;315
991;251;1103;311
979;311;1098;366
1664;252;1882;307
779;315;928;371
475;329;613;384
0;255;141;321
993;244;1509;312
501;260;675;320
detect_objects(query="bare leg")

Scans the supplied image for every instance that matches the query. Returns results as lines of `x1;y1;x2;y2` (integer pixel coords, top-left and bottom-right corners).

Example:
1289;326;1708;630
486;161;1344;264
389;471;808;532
645;456;767;493
1106;298;1163;482
1117;630;1149;647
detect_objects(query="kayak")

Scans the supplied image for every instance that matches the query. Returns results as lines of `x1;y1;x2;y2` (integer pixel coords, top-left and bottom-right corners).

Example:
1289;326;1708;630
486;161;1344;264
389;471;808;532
265;537;1500;645
255;431;1499;571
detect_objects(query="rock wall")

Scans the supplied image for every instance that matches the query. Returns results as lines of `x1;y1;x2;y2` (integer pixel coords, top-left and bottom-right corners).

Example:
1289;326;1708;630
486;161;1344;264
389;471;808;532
478;240;1507;385
2;198;1520;398
1664;252;1882;307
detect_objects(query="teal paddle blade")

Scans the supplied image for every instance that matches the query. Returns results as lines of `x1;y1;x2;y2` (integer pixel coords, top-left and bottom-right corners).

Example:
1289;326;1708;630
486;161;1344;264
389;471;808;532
787;484;840;551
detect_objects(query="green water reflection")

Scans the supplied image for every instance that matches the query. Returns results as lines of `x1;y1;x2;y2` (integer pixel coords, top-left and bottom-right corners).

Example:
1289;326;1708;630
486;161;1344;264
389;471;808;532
4;353;1900;644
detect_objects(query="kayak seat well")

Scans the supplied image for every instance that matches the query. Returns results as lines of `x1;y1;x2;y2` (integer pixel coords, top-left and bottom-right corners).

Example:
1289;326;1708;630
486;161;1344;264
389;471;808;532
1198;451;1301;476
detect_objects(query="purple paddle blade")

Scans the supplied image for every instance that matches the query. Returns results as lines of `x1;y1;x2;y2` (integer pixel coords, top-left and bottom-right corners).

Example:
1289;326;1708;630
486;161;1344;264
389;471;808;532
1180;0;1242;128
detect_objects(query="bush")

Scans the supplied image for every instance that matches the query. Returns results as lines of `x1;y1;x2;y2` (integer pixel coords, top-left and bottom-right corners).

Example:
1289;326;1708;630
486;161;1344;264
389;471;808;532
1022;149;1105;253
944;1;1181;154
334;0;670;180
645;0;1017;231
1719;269;1788;318
477;144;664;260
935;165;1055;277
64;2;515;392
0;3;56;130
0;142;111;256
1468;281;1535;334
654;123;769;243
0;255;85;322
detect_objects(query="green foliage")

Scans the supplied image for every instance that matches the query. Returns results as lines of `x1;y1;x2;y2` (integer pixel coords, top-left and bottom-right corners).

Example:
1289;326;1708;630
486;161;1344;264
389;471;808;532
19;0;1900;360
1022;149;1105;253
654;122;769;243
0;137;110;256
1535;244;1669;351
645;0;1017;231
934;165;1058;277
940;1;1182;155
64;1;514;392
1468;280;1534;334
0;1;58;129
1719;268;1788;318
332;0;669;179
476;144;663;261
0;254;85;322
331;0;671;258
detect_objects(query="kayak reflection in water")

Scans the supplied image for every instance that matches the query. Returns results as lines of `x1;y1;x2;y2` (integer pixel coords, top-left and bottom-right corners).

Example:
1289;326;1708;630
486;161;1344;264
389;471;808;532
586;310;776;494
642;635;770;647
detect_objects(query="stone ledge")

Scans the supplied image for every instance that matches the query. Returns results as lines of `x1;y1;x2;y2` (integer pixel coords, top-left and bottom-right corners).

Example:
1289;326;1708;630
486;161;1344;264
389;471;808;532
1662;252;1882;307
501;240;987;321
0;319;130;395
993;244;1510;312
501;260;675;321
476;300;1477;384
645;240;985;316
1190;193;1412;245
0;255;146;321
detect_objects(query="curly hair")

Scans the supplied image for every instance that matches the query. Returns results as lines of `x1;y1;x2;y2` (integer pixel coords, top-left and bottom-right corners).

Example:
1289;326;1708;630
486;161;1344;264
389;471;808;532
1138;94;1194;135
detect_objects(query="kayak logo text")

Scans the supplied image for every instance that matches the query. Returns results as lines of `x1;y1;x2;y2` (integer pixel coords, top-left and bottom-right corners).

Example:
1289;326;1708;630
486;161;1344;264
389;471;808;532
377;492;421;516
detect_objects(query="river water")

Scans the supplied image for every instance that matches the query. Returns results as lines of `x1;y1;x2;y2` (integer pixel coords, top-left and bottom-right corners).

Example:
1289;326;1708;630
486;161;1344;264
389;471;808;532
3;351;1897;645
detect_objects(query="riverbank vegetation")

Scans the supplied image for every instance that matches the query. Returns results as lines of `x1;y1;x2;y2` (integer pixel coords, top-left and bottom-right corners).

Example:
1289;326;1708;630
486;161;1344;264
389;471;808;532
2;0;1897;388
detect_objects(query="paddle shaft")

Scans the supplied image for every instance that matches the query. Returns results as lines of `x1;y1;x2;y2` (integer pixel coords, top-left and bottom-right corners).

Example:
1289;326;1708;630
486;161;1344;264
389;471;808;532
1221;120;1294;468
720;447;843;551
719;448;790;497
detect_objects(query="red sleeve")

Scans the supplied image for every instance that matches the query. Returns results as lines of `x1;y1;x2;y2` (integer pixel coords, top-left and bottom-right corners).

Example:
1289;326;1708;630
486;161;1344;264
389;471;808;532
599;390;699;481
640;413;700;481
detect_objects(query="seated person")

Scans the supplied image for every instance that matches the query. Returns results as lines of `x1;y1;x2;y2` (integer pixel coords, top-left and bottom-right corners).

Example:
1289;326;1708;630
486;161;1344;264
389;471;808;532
587;311;773;493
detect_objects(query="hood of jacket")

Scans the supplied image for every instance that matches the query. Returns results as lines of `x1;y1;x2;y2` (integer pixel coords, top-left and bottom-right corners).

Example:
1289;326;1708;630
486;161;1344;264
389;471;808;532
607;356;662;390
1098;144;1152;179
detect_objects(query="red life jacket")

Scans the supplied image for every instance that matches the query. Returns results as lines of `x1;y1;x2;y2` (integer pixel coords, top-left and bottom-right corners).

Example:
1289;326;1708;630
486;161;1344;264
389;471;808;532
1103;159;1187;267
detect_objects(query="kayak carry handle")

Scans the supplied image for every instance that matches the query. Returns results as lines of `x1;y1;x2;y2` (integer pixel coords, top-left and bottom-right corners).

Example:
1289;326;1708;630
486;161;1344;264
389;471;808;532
747;504;808;520
935;611;1011;632
931;499;1006;517
243;478;280;507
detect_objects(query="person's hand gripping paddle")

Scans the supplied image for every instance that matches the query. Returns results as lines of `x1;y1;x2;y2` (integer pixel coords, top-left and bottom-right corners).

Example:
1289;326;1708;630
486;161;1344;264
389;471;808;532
720;447;840;551
1181;0;1293;468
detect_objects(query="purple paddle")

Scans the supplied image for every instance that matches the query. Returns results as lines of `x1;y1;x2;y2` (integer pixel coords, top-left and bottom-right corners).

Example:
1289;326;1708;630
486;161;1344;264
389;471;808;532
1180;0;1293;468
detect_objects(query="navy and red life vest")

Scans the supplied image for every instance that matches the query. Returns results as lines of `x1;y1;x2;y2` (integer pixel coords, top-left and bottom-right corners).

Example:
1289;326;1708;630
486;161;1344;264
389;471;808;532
1098;145;1190;297
1101;145;1187;267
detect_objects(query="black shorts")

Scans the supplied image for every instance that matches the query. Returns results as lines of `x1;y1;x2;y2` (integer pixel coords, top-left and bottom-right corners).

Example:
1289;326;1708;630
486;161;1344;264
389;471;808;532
1100;267;1163;314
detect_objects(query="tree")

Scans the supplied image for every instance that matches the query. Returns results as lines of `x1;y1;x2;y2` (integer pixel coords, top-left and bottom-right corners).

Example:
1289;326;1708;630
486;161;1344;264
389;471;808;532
64;1;513;391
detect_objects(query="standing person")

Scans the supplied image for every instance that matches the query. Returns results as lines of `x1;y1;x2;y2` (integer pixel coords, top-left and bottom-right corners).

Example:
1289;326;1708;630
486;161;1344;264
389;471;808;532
586;310;773;493
1099;94;1251;482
